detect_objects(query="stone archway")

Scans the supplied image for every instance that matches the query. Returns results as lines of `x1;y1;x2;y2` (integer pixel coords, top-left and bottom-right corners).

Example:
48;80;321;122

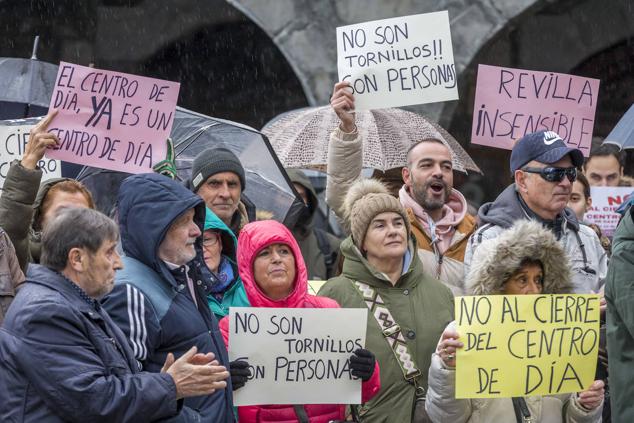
137;20;308;129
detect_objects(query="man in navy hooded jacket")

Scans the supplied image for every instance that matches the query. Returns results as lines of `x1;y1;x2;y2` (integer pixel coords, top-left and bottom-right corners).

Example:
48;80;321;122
102;173;234;422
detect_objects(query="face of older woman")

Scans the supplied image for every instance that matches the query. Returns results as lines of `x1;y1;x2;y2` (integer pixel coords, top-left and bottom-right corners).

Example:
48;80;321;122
502;262;543;295
202;229;222;273
253;243;296;300
362;212;408;261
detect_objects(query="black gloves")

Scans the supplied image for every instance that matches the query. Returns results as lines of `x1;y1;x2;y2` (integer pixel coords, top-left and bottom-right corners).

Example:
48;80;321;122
229;360;251;390
350;349;375;382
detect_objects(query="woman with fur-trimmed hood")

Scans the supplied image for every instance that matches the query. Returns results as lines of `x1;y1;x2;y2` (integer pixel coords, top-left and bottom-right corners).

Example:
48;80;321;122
425;220;605;423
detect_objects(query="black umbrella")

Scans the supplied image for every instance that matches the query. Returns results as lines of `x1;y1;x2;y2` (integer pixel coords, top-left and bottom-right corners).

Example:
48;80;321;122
603;103;634;150
77;106;304;227
0;37;58;120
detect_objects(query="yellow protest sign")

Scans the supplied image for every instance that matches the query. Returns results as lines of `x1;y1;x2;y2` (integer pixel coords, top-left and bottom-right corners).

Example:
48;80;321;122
455;294;600;399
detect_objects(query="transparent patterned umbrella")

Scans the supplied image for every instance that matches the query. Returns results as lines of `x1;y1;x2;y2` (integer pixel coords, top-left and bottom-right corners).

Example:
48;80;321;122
262;105;481;174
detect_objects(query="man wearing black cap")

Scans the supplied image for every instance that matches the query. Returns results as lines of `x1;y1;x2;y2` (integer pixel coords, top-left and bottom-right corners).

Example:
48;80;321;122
465;130;607;293
190;148;249;235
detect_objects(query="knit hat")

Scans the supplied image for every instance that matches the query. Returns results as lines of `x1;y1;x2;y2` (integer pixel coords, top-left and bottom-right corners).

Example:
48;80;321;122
343;178;411;249
191;148;246;192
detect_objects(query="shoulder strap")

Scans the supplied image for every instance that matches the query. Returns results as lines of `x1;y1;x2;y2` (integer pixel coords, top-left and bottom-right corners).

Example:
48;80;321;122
293;405;310;423
511;397;532;423
351;281;421;383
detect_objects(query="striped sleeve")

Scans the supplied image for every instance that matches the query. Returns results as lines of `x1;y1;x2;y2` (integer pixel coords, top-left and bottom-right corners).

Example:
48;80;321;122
102;283;157;365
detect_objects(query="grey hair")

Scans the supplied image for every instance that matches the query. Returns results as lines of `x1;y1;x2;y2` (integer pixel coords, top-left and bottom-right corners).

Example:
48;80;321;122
41;207;119;271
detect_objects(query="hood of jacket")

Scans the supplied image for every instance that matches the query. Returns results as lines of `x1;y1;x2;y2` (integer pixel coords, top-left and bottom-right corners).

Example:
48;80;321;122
478;184;579;231
466;220;573;295
339;234;420;289
286;169;318;234
237;220;308;308
204;207;237;260
32;177;74;231
117;173;206;280
29;177;75;262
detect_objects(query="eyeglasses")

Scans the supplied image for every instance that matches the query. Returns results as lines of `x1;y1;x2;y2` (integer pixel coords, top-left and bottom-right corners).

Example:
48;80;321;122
521;166;577;183
202;233;220;247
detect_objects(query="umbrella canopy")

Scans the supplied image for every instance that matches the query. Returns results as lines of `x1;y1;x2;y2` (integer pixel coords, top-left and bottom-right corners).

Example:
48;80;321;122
0;58;58;119
262;105;481;174
77;106;304;227
604;103;634;150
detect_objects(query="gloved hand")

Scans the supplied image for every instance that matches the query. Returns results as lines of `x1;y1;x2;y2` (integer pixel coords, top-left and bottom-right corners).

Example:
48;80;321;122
350;349;375;382
229;360;251;390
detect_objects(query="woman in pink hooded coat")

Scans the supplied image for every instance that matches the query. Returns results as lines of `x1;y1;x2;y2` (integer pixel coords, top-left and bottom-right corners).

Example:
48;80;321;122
219;220;380;423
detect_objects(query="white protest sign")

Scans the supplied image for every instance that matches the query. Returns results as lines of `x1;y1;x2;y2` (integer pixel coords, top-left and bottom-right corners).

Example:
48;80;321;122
337;11;458;110
228;307;367;406
0;122;61;190
585;187;632;237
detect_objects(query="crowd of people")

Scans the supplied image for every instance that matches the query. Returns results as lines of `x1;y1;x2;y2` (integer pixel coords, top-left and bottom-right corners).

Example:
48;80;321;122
0;80;632;423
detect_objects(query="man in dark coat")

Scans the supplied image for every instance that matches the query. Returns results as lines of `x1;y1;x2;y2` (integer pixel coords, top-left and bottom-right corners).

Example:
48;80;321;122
102;173;235;422
0;207;228;422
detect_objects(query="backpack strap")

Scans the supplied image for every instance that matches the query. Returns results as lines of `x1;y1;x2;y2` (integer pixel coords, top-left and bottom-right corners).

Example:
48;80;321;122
351;281;421;383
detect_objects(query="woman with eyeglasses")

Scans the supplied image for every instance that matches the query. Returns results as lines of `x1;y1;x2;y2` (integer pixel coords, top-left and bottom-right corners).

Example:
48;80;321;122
202;207;249;320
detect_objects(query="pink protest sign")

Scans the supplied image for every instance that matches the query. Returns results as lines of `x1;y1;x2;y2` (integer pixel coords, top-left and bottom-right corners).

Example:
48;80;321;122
46;62;180;173
585;187;632;238
471;65;599;156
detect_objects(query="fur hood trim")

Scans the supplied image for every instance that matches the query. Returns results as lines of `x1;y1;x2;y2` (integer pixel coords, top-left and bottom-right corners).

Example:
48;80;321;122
466;220;573;295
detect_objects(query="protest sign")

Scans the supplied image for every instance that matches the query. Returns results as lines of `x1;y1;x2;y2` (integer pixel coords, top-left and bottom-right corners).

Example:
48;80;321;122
455;294;600;399
46;62;180;173
0;121;61;190
228;307;367;406
585;187;632;237
336;11;458;110
471;65;600;156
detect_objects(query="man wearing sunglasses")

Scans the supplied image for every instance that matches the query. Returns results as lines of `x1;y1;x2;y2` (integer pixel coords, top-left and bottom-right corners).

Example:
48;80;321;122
465;130;607;294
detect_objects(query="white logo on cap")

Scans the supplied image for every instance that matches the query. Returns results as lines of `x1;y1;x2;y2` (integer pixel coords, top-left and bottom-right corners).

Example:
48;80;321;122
543;131;562;145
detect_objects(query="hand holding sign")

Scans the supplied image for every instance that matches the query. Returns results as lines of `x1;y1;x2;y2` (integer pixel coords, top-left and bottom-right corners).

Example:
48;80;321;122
330;81;356;133
436;327;464;368
22;110;60;170
577;380;605;411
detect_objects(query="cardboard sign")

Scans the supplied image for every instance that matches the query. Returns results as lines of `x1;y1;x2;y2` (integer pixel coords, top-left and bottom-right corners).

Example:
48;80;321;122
585;187;632;237
471;65;600;156
336;11;458;110
0;121;61;190
455;294;600;399
46;62;180;173
228;307;367;406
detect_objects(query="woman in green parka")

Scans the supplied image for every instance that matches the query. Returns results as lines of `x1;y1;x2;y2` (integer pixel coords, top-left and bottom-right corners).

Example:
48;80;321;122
318;179;454;422
202;207;249;319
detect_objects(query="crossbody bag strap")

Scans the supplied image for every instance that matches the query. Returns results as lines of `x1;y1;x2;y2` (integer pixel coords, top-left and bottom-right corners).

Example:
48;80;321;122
511;397;533;423
293;405;310;423
351;281;422;384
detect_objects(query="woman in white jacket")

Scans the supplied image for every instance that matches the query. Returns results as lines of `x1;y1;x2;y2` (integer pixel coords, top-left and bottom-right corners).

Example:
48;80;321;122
425;220;604;423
